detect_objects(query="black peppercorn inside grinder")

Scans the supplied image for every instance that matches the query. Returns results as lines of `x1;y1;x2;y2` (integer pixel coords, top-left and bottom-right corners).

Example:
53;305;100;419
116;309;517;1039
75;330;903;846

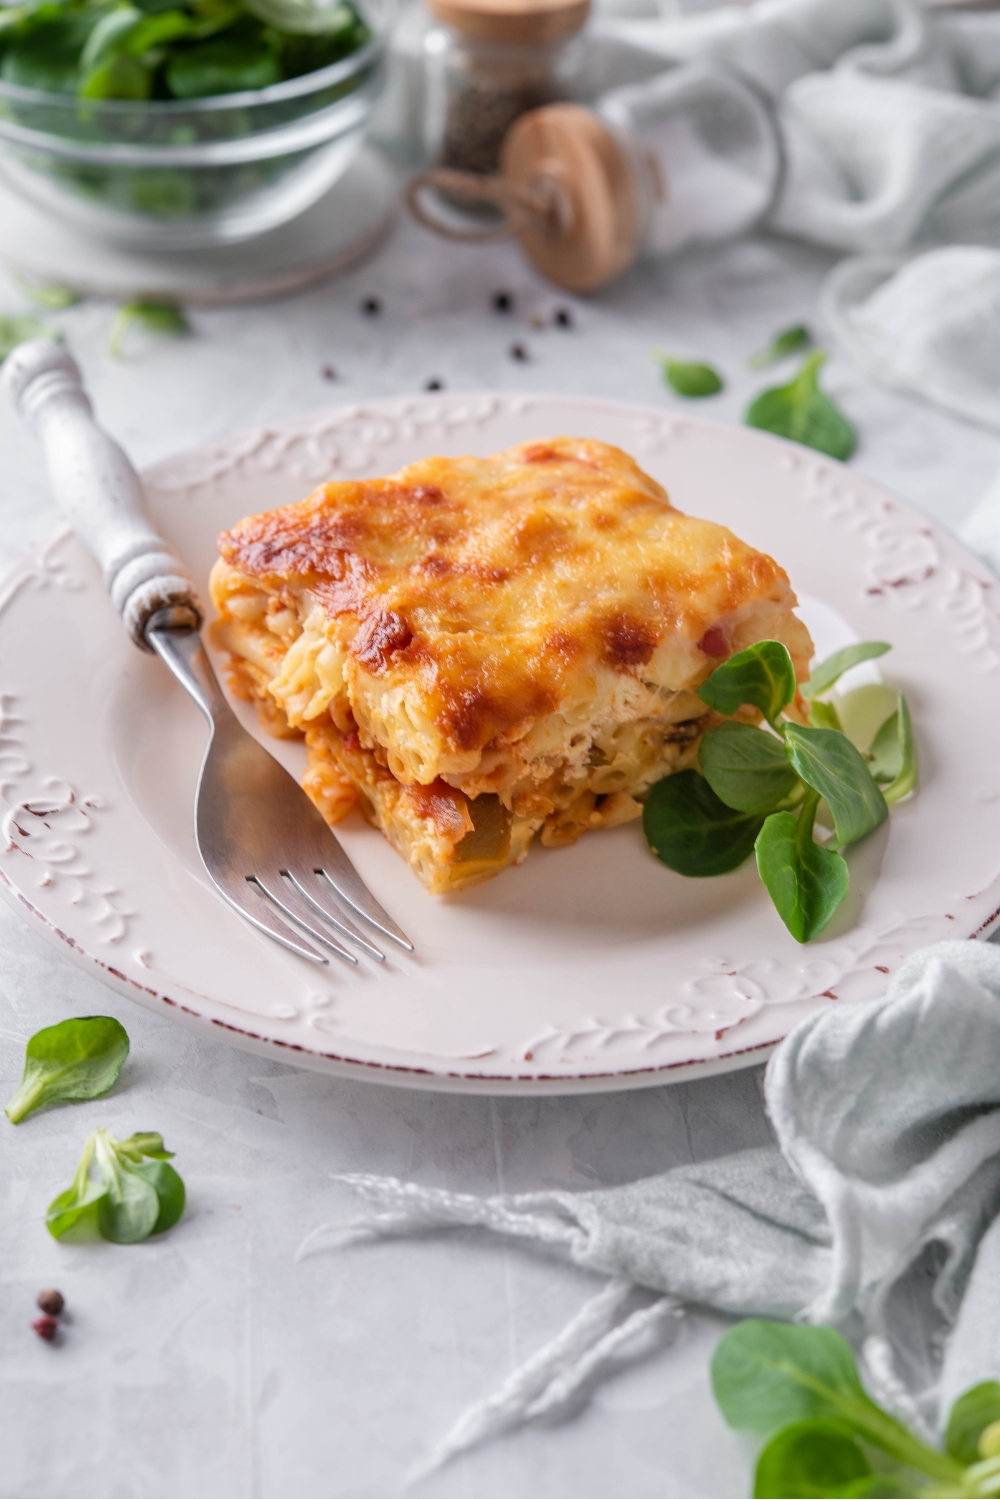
422;0;590;180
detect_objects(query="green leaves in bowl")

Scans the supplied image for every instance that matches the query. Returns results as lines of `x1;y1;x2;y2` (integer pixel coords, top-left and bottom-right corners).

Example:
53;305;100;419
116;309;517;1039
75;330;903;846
712;1319;992;1498
643;639;915;943
5;1016;130;1124
0;0;371;102
746;351;856;462
46;1128;185;1243
657;355;724;398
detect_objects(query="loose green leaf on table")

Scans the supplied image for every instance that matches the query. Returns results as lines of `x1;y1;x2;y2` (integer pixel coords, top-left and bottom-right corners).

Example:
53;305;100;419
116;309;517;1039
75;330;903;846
803;642;892;701
755;796;850;942
697;640;797;726
12;272;80;309
5;1016;130;1124
699;722;800;815
749;324;813;370
746;351;856;462
109;300;189;357
712;1320;886;1435
711;1320;964;1489
945;1381;1000;1466
46;1127;185;1243
784;723;888;847
643;769;763;877
657;354;724;398
0;314;57;362
752;1418;873;1499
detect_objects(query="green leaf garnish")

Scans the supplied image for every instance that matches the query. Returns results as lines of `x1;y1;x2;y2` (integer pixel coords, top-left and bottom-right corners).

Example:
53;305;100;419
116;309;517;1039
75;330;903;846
46;1127;185;1244
746;351;856;462
807;699;843;733
643;769;763;877
869;695;916;805
5;1016;129;1124
783;725;887;848
657;355;723;399
749;324;812;370
644;638;914;943
697;641;797;727
803;642;891;701
0;314;57;362
752;1419;872;1498
755;797;849;942
699;722;800;816
109;300;189;357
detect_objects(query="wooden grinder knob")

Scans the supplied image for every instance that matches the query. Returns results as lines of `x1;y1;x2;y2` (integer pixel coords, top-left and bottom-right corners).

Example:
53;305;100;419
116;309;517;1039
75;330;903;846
500;104;643;292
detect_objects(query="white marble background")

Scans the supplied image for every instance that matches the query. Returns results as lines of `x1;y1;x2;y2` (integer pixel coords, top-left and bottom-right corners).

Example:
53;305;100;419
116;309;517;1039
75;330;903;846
1;209;998;1499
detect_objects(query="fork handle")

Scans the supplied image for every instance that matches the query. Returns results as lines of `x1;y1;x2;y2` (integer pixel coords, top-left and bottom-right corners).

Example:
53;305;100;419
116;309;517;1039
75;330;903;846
2;338;202;650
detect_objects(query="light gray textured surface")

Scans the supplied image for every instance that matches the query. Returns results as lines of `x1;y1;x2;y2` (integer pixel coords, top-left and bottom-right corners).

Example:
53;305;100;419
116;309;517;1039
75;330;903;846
1;211;998;1499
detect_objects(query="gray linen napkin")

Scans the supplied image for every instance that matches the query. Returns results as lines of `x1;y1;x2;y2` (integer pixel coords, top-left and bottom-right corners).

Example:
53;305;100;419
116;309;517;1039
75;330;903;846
300;940;1000;1477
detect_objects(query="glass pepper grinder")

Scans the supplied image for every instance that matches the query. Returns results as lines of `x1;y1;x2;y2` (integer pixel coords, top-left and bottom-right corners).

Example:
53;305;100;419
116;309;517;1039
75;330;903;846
422;0;591;178
408;62;782;288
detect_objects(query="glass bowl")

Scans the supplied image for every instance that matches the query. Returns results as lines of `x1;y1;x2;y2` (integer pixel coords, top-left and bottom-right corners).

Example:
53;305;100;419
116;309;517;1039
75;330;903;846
0;2;389;249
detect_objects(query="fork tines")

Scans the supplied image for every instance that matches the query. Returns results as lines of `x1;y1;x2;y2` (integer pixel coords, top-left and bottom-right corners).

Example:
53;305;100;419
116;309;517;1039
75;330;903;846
244;865;412;967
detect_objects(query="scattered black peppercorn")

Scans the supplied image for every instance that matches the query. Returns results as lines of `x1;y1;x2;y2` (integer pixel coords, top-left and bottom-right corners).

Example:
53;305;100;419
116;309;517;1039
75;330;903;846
361;297;381;316
424;378;444;391
492;291;513;314
509;343;529;362
37;1289;64;1317
321;365;338;381
554;307;573;329
31;1315;58;1342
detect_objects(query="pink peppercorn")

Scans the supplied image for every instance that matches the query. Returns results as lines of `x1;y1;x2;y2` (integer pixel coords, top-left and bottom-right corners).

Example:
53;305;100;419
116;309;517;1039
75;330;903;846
31;1316;58;1342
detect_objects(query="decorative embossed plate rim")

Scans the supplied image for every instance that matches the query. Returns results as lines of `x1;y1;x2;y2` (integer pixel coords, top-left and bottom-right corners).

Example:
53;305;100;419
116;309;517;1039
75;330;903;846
3;391;1000;1095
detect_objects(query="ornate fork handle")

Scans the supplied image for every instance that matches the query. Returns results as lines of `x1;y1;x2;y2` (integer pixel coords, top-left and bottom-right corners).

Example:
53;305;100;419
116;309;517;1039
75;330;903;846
2;339;201;648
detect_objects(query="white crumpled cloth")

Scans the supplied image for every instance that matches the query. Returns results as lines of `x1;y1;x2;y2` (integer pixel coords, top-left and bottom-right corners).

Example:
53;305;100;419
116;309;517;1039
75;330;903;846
380;0;1000;436
591;0;1000;436
301;941;1000;1477
595;0;1000;255
590;0;1000;456
821;247;1000;436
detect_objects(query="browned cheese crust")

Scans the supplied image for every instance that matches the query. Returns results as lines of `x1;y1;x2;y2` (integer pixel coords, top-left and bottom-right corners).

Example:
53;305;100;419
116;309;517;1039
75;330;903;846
210;437;814;892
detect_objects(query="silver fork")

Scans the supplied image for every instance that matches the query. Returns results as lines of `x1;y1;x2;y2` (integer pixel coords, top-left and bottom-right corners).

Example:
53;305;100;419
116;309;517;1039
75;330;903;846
3;339;412;967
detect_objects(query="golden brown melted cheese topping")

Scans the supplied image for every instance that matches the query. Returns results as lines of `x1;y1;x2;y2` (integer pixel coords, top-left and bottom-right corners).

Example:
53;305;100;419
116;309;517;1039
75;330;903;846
211;438;813;892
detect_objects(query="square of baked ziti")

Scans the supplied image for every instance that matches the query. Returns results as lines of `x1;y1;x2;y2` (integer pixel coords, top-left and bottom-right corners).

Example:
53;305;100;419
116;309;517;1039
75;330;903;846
209;437;813;893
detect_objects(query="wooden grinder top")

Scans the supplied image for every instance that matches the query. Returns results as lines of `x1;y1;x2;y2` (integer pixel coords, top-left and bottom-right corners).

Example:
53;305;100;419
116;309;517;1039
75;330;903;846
500;104;643;292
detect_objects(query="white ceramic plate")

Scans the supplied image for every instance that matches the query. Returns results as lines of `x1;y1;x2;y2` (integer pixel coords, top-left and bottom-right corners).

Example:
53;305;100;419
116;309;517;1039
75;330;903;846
4;393;1000;1094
